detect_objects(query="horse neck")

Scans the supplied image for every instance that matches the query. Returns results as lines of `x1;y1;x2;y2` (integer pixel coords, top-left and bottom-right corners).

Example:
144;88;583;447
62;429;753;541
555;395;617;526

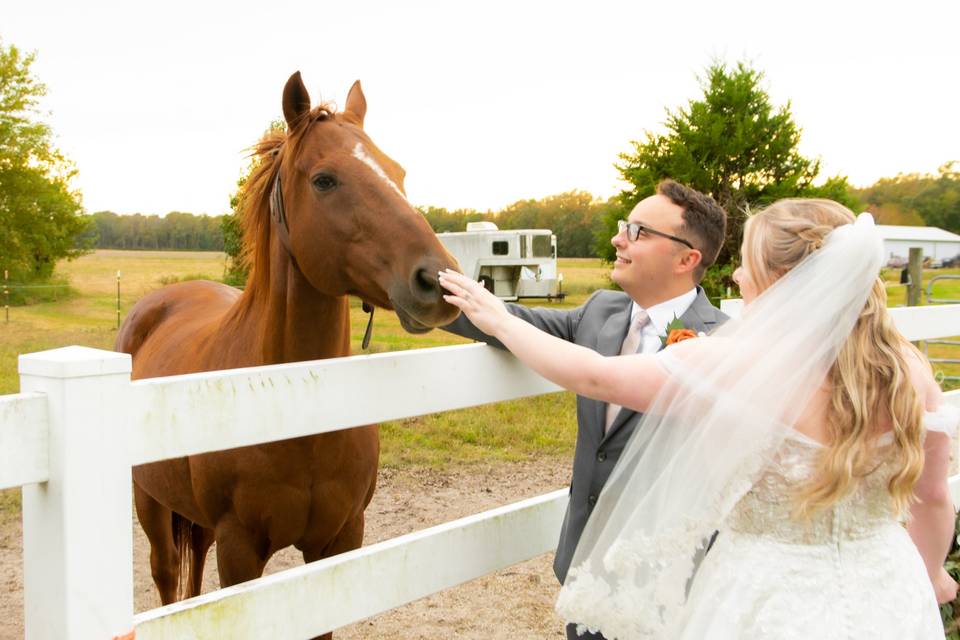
231;243;351;365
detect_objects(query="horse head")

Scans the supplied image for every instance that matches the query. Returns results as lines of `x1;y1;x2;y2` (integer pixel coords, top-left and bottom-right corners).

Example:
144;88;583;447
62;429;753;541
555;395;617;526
263;71;460;333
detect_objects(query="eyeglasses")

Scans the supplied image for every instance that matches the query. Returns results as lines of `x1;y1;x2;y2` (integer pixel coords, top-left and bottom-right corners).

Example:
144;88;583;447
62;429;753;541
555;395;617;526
617;220;695;250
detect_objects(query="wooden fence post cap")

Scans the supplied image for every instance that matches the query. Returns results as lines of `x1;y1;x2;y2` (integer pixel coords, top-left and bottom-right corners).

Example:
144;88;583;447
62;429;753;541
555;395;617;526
18;346;131;379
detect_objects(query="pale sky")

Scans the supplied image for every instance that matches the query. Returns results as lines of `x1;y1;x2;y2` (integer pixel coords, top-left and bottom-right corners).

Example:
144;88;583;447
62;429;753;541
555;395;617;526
5;0;959;216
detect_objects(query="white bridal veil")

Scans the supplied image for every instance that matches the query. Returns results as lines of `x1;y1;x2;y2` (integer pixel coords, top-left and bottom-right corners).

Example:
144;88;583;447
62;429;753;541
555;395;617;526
556;213;885;639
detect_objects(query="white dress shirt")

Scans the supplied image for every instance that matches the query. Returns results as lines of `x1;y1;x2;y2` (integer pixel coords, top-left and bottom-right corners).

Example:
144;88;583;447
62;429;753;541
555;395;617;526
630;288;698;355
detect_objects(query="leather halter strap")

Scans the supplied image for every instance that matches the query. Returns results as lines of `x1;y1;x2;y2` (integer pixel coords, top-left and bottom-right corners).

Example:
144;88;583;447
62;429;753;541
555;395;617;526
361;302;375;350
269;169;293;255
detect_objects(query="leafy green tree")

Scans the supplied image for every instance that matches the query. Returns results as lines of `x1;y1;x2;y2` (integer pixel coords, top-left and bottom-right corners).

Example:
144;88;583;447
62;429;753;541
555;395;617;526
418;205;487;233
856;162;960;233
497;191;613;257
222;179;248;286
220;119;286;287
420;192;613;258
0;39;89;282
917;163;960;232
601;61;860;298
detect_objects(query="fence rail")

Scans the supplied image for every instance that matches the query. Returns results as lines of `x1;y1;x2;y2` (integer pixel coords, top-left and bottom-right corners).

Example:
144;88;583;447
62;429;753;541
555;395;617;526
127;344;561;465
134;489;569;639
4;303;960;639
0;392;47;490
888;305;960;341
927;275;960;305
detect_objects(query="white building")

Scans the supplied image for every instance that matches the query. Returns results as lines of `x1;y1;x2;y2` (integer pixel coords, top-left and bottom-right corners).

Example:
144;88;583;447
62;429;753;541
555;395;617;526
877;225;960;266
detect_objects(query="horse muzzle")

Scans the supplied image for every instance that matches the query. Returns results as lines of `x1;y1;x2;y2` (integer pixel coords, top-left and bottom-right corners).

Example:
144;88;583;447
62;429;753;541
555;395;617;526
388;258;460;333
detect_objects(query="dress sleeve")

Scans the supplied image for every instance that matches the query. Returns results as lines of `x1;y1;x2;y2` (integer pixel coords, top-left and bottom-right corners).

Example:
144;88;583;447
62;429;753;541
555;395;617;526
654;346;682;375
924;404;960;438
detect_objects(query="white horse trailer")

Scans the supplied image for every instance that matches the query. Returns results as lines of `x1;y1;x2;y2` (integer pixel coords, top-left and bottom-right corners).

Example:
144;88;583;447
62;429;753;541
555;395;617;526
438;222;564;301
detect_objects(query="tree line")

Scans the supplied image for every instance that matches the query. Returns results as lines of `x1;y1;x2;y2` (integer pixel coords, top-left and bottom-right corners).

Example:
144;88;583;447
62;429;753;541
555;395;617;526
854;162;960;231
419;191;616;257
81;211;225;250
75;163;960;258
2;37;958;295
82;191;612;256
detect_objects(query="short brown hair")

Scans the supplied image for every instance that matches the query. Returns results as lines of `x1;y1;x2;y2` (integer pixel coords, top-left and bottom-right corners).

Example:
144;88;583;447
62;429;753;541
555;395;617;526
657;180;727;281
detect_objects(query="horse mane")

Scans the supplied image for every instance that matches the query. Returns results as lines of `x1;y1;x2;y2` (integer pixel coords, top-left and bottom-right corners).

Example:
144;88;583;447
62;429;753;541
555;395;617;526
237;104;337;298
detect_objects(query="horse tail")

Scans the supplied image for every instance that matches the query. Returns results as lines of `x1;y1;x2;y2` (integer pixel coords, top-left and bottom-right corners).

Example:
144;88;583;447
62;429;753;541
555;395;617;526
172;511;195;601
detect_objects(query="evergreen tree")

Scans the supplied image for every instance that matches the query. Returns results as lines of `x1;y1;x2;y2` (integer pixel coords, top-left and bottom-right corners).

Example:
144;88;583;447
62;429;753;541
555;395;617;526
602;61;860;296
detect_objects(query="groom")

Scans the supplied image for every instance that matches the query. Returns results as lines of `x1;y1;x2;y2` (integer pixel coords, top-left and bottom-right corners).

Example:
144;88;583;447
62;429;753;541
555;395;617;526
444;180;728;639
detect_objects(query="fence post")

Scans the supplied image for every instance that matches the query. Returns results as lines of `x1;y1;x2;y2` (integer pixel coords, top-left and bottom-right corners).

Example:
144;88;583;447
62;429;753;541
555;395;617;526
18;346;134;639
907;247;923;307
116;271;121;329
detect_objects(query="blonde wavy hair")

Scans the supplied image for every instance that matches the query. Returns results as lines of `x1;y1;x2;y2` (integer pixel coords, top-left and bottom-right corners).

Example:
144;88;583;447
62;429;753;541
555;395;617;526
742;198;926;517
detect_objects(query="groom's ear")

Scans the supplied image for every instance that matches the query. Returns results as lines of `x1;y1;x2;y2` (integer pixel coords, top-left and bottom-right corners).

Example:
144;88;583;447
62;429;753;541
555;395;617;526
677;249;703;275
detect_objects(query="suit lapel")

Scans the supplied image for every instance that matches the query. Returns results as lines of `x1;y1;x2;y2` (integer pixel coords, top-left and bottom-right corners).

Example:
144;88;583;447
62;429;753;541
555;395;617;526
678;288;720;335
594;300;632;435
596;304;631;358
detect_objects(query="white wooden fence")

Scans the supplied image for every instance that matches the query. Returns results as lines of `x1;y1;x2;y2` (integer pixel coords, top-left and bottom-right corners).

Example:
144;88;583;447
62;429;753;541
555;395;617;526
1;304;959;639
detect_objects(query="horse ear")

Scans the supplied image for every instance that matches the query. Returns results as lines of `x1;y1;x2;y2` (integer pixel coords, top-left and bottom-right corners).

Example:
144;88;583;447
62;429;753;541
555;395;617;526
344;80;366;127
283;71;312;129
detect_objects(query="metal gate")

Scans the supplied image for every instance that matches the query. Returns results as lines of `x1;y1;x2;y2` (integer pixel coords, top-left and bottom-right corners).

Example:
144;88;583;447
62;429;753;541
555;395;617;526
924;275;960;382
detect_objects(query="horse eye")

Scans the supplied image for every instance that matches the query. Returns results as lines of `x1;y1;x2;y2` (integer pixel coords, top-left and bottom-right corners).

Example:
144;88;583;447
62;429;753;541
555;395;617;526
311;173;339;192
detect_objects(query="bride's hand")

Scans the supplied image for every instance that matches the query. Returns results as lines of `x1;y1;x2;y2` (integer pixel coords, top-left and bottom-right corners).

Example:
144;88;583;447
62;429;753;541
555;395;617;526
438;269;511;337
934;566;958;604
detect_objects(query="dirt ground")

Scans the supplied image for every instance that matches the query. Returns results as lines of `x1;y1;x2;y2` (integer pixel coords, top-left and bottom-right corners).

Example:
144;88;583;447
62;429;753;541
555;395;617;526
0;460;570;639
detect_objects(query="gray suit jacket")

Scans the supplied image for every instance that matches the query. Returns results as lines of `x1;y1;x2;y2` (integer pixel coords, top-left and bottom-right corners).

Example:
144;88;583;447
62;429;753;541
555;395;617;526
444;288;728;583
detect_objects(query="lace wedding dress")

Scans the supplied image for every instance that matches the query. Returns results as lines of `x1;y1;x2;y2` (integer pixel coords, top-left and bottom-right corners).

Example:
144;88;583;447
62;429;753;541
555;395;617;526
560;409;955;639
676;415;952;639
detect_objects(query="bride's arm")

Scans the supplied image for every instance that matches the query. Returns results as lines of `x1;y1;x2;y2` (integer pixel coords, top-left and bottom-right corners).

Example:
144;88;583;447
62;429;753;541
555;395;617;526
907;430;955;603
493;313;669;411
438;270;669;412
904;350;957;603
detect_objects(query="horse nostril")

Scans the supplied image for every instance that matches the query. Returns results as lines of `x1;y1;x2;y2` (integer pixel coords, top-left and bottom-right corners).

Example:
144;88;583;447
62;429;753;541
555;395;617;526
413;267;440;298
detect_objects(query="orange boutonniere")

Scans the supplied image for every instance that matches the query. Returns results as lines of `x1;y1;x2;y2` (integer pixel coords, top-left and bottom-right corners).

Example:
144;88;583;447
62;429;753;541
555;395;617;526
666;328;697;345
659;314;702;349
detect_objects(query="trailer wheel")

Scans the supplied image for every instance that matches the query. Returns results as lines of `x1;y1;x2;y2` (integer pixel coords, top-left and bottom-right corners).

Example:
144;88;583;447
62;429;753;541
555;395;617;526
478;275;495;293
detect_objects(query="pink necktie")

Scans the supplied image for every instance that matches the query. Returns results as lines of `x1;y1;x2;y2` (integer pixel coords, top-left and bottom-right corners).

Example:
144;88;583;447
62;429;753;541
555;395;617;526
604;310;650;432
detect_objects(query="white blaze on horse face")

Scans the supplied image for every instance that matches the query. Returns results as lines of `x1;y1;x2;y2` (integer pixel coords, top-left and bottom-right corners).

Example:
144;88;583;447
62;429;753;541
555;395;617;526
352;143;405;199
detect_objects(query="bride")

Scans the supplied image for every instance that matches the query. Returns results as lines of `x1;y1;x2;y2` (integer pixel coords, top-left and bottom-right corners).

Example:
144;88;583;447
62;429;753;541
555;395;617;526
438;198;958;639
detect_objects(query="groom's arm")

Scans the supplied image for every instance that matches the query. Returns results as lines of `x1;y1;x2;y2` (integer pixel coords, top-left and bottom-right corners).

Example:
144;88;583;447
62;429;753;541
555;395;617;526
443;292;599;348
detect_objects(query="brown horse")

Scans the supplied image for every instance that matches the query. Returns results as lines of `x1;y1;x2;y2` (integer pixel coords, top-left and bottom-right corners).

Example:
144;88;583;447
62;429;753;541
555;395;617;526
117;72;459;626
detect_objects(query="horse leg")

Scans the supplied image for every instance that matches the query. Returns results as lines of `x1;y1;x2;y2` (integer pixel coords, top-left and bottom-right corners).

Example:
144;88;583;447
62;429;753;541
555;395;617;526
134;483;180;605
214;515;269;588
302;512;366;563
297;513;366;640
187;523;216;598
